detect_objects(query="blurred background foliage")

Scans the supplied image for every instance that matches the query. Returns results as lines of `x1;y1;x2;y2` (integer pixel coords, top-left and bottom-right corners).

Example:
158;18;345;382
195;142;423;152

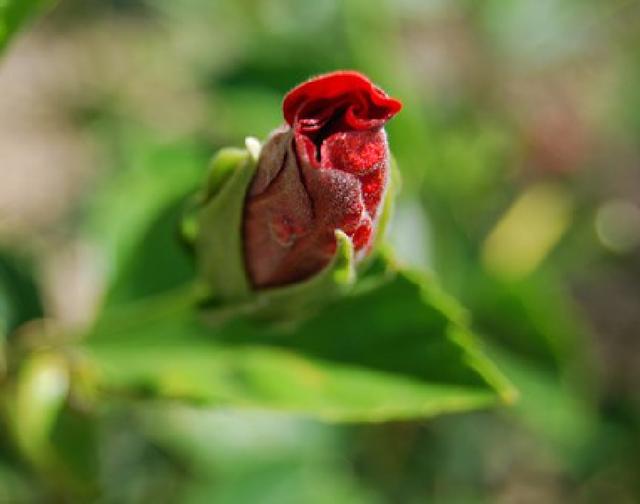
1;0;640;502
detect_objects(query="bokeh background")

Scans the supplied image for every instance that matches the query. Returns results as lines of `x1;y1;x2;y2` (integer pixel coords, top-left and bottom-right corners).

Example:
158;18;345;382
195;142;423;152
1;0;640;502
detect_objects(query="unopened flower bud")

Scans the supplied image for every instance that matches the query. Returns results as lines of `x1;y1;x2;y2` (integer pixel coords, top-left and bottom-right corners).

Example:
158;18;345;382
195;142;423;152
244;71;402;288
188;71;401;315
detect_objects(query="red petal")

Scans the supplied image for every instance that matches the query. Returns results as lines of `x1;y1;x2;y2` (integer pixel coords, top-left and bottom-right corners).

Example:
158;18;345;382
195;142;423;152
321;130;387;175
352;220;373;250
283;70;402;129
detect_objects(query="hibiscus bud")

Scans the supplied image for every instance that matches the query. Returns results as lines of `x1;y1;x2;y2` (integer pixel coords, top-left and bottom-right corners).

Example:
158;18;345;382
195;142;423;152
188;71;402;316
244;71;402;289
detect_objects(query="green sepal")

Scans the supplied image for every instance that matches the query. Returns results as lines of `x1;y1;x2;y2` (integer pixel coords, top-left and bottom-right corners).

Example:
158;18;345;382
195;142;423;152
200;229;356;324
192;140;259;302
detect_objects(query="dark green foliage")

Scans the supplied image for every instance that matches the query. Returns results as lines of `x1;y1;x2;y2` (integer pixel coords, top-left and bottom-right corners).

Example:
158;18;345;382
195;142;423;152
0;0;53;52
0;251;43;337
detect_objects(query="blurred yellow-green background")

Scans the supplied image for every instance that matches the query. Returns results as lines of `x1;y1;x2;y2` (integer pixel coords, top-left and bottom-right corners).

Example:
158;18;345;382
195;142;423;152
1;0;640;502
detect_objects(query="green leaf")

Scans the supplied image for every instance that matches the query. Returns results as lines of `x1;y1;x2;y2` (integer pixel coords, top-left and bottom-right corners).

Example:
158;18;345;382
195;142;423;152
0;250;44;337
84;269;515;422
485;345;598;460
5;351;99;496
0;0;53;53
105;197;197;308
467;268;586;373
10;352;69;468
139;408;378;504
82;131;207;307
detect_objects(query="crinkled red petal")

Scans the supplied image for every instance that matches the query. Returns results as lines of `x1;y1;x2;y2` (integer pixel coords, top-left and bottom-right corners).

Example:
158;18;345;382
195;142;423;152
283;70;402;130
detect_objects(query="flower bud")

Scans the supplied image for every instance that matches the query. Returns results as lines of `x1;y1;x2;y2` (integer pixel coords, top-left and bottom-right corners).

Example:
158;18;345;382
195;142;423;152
244;71;402;288
189;71;401;316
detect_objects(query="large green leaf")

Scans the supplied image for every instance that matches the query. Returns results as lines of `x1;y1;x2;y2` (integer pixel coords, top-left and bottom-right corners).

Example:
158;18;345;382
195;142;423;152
139;408;378;504
82;130;207;308
0;0;53;53
84;269;515;422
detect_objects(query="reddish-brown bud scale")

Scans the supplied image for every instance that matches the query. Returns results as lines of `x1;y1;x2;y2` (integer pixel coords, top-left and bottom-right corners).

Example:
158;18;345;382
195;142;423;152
243;71;402;289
